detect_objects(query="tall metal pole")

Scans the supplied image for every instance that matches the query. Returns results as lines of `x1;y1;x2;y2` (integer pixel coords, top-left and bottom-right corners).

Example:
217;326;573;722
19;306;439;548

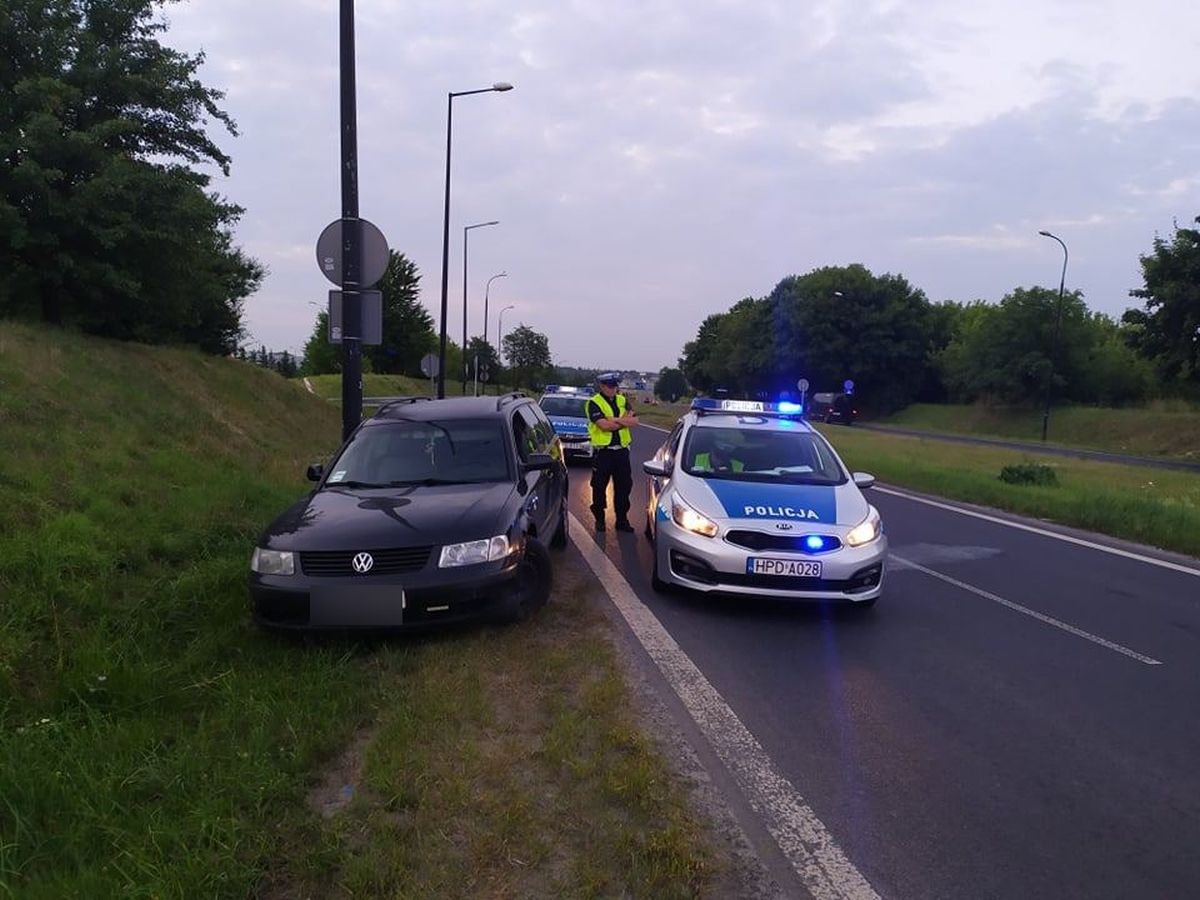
1038;230;1069;442
462;221;498;395
483;271;506;366
436;93;453;399
435;83;513;399
497;303;514;395
339;0;362;439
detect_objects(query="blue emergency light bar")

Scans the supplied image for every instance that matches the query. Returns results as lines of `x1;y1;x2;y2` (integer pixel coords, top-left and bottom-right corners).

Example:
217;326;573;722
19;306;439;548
690;397;805;417
543;385;584;394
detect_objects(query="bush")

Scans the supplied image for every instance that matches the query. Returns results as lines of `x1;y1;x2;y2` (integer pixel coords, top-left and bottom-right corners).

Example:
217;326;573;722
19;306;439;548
999;462;1059;486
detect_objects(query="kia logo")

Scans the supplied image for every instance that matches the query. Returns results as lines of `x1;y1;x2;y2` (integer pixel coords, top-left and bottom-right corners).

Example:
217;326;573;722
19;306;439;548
351;552;374;574
774;523;793;531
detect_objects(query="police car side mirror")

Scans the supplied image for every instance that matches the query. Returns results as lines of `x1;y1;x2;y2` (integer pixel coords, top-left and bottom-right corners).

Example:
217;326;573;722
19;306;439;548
853;472;876;489
643;459;670;478
306;463;324;482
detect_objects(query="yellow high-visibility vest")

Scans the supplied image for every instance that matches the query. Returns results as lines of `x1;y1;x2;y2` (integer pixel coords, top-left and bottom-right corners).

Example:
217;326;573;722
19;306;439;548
586;392;632;448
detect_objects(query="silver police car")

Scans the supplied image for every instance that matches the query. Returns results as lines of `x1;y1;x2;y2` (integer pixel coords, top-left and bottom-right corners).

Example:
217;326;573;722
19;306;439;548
643;398;886;606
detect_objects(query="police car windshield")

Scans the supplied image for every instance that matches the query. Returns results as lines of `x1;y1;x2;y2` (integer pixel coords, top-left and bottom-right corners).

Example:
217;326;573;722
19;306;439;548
681;425;846;485
540;396;588;417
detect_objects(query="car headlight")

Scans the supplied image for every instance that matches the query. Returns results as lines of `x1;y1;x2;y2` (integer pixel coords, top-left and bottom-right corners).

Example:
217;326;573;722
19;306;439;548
845;507;882;547
251;548;295;576
670;492;719;538
439;535;511;568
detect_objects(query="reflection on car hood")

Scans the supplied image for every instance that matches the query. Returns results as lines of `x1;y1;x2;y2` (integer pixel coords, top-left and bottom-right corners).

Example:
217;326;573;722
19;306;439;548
258;481;518;551
677;475;869;528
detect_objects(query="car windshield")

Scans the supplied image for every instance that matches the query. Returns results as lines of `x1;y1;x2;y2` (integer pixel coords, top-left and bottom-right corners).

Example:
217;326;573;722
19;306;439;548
540;395;588;417
325;419;510;487
680;425;846;485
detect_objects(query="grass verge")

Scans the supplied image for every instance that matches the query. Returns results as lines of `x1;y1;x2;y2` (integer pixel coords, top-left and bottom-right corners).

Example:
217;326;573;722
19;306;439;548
818;424;1200;558
877;402;1200;461
0;322;717;897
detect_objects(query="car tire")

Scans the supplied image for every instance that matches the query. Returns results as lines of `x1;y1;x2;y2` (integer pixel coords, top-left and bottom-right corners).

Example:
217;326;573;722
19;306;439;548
650;546;673;593
549;499;568;550
507;538;552;622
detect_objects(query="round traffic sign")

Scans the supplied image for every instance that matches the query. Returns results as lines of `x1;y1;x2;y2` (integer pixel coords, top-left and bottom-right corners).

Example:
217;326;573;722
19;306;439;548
843;379;855;393
479;367;490;383
420;352;439;378
316;218;390;288
797;378;810;393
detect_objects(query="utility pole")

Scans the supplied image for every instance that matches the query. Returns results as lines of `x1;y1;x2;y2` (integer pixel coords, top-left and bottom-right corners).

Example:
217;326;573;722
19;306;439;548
338;0;362;439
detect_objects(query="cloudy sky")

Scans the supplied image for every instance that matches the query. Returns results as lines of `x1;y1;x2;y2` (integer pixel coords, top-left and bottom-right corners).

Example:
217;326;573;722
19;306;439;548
165;0;1200;371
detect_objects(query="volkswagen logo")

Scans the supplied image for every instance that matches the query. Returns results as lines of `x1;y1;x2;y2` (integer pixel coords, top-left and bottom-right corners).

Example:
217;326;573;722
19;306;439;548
351;552;374;574
774;523;793;531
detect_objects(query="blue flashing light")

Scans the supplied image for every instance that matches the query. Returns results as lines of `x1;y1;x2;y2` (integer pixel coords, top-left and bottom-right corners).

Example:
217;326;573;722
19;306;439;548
805;535;825;551
691;397;806;417
777;401;803;415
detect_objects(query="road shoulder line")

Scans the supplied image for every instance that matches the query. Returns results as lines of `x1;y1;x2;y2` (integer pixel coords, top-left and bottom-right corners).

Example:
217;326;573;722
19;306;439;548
569;513;879;900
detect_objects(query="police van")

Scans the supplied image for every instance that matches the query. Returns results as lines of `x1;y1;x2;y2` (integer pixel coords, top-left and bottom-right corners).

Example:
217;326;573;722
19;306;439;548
538;385;594;461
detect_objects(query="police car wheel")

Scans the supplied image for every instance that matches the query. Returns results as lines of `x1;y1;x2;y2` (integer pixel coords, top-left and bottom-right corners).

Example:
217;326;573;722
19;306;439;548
650;549;673;593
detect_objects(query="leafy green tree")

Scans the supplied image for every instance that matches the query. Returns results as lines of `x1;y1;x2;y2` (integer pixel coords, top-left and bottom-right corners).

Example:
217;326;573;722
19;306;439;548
302;310;339;375
769;265;936;411
1124;216;1200;389
502;324;551;390
655;366;689;402
0;0;262;352
363;251;436;375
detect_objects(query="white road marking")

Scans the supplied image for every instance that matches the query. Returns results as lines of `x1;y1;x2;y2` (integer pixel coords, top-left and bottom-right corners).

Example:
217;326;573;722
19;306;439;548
876;485;1200;579
640;422;669;432
569;514;879;900
890;554;1163;666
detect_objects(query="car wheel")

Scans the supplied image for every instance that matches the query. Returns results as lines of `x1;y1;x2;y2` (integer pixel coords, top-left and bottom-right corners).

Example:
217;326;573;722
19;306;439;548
549;499;568;550
507;538;552;622
650;545;673;593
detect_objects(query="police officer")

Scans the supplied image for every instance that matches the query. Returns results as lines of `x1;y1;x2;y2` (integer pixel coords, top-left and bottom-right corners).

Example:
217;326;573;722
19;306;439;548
586;372;638;532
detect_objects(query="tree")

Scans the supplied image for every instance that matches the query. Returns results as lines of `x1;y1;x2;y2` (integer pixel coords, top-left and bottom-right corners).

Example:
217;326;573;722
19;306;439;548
502;324;552;390
1124;216;1200;389
301;310;340;375
0;0;262;352
363;251;436;376
655;367;689;402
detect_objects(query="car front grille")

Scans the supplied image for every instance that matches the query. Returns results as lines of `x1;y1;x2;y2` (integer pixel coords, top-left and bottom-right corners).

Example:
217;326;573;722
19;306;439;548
300;546;433;577
725;530;843;553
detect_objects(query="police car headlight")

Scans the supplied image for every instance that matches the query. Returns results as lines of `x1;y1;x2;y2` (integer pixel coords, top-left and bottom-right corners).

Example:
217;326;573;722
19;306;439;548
845;507;881;547
671;492;719;538
251;548;295;576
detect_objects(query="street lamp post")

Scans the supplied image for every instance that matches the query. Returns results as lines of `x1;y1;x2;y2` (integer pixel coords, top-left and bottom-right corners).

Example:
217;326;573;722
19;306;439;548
497;303;515;394
481;271;507;395
435;82;514;399
462;221;499;394
1037;230;1069;442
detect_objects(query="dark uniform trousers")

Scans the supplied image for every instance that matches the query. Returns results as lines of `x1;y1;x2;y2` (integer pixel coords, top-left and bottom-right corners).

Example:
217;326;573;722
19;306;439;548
590;446;632;521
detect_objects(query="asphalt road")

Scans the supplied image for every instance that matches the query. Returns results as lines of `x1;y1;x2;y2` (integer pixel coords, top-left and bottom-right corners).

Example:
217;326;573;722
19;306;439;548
566;424;1200;900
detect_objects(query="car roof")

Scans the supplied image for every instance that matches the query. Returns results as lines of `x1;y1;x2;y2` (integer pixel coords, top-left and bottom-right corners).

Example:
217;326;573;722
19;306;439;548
367;393;533;424
684;411;817;434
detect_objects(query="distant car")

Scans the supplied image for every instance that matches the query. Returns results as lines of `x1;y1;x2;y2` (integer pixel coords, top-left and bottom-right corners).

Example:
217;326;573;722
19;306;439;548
249;393;569;629
643;397;886;606
810;391;858;425
539;384;593;461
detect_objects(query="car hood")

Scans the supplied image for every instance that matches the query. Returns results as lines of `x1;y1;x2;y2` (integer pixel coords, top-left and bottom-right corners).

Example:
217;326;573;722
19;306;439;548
258;481;519;551
675;475;869;530
548;415;589;436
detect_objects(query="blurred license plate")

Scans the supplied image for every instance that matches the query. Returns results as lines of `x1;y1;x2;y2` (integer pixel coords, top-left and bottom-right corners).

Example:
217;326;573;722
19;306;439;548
748;558;822;578
310;585;405;626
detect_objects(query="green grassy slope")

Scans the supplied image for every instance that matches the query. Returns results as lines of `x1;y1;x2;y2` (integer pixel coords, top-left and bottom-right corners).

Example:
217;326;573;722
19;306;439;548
878;402;1200;460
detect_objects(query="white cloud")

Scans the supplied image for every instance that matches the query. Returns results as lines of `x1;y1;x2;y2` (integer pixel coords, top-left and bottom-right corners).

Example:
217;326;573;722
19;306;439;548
163;0;1200;364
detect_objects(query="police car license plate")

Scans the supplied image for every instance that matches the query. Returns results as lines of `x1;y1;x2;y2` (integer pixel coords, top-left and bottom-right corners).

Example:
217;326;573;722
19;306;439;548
747;558;822;578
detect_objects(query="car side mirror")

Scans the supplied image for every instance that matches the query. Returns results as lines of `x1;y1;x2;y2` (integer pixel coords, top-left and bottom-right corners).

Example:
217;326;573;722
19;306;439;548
853;472;876;490
643;459;670;478
523;452;554;471
306;463;324;482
